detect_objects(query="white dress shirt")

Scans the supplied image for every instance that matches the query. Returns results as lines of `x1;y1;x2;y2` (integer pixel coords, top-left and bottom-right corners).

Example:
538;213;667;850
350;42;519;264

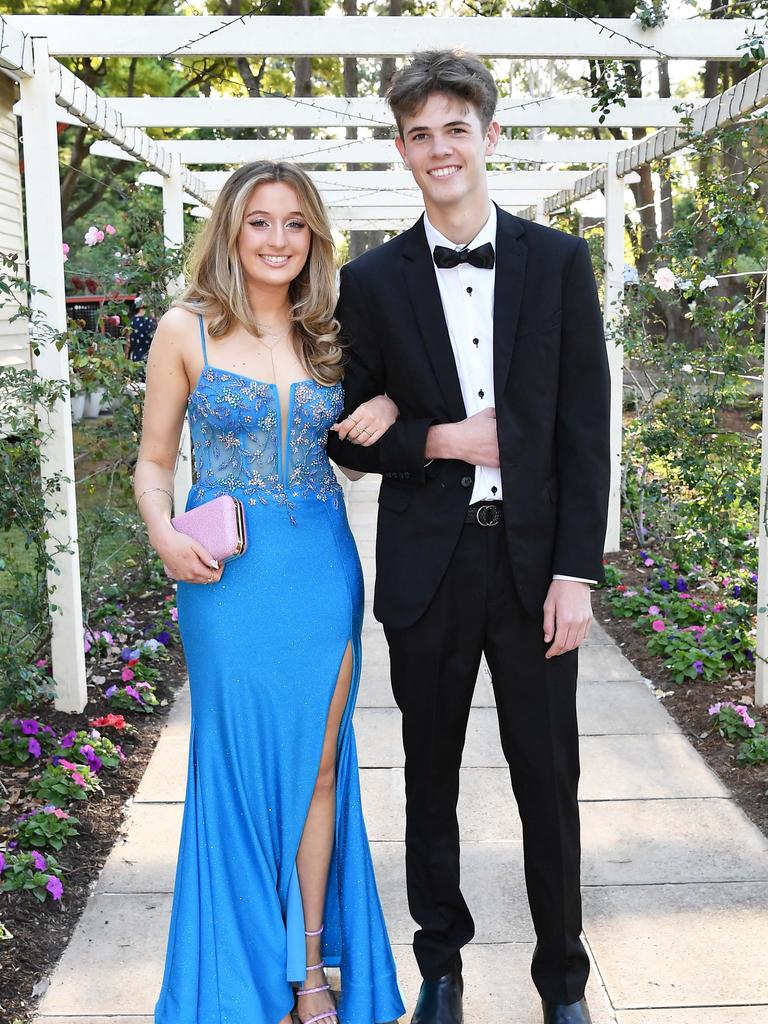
423;205;595;586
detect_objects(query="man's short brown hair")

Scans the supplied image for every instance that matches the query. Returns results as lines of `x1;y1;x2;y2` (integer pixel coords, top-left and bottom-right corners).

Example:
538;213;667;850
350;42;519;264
387;49;498;137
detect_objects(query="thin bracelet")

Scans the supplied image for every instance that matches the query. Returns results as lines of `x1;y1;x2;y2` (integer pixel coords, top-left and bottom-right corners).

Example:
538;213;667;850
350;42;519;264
136;487;173;509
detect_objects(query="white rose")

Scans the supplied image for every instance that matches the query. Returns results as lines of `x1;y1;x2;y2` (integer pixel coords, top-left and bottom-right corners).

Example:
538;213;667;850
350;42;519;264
699;275;719;291
654;267;676;291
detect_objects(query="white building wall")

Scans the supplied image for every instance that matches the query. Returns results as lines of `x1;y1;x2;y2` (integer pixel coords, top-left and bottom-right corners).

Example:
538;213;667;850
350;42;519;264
0;74;30;372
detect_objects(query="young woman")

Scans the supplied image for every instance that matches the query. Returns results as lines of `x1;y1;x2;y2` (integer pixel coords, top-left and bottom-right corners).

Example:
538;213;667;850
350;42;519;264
134;161;405;1024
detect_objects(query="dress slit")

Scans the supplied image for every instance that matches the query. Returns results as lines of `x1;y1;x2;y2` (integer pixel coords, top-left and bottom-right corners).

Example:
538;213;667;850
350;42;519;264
285;636;359;982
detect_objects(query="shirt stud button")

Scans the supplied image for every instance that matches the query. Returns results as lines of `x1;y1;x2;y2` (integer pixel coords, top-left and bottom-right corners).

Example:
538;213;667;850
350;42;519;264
472;338;479;346
466;286;473;295
478;389;485;399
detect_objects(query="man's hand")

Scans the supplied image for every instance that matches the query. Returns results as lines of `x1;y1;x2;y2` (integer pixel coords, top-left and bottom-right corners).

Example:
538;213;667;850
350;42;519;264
425;408;500;467
543;579;592;658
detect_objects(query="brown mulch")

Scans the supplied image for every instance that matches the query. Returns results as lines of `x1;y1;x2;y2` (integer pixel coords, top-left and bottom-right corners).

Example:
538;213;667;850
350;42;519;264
595;549;768;839
0;588;188;1024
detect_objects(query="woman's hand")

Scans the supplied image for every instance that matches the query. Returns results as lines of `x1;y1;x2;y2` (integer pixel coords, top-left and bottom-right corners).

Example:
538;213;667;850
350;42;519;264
150;523;225;585
331;395;400;446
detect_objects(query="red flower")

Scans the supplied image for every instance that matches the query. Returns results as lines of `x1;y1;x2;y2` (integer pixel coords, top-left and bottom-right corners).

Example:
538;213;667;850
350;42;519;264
89;713;127;731
616;584;626;592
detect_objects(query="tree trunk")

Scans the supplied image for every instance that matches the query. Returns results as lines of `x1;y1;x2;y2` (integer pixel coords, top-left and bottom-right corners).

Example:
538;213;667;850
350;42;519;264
658;59;674;236
293;0;313;141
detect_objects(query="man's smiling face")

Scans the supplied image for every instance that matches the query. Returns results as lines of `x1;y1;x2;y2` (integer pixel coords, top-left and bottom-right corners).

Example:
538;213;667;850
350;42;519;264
395;91;499;213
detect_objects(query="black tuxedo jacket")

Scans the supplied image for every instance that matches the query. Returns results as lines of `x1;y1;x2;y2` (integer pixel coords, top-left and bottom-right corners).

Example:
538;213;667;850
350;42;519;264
326;205;611;630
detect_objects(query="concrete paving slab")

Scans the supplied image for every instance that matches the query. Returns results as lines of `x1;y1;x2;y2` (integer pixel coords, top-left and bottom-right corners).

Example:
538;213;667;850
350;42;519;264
361;767;522;842
133;733;188;803
36;893;170;1016
616;1010;768;1024
577;679;679;736
95;802;183;894
579;734;728;801
584;622;614;646
354;707;506;768
372;842;533;944
581;798;768;885
392;941;616;1024
357;665;494;708
161;680;191;736
583;881;768;1008
577;644;643;681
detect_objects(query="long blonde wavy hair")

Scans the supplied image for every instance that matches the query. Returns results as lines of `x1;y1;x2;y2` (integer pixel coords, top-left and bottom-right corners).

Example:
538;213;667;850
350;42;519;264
174;161;342;385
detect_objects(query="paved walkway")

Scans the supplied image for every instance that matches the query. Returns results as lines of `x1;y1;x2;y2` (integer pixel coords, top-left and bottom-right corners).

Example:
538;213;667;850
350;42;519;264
33;476;768;1024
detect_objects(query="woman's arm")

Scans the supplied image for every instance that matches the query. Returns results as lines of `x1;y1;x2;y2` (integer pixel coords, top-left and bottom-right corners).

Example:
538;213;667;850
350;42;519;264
134;308;223;584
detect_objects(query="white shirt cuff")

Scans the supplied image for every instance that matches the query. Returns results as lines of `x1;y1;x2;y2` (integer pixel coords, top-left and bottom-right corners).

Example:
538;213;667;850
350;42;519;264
552;574;598;586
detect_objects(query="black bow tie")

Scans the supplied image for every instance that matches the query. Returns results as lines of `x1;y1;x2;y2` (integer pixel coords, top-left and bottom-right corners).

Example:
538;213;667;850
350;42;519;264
432;241;495;271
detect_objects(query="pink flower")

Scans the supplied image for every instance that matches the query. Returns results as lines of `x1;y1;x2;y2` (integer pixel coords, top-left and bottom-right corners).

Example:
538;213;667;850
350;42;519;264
652;619;666;632
643;558;654;566
105;224;116;235
31;850;46;871
678;593;692;600
121;667;135;682
737;706;756;729
708;702;723;716
713;602;725;613
62;243;69;263
170;607;178;622
648;605;660;615
71;770;86;788
84;225;102;246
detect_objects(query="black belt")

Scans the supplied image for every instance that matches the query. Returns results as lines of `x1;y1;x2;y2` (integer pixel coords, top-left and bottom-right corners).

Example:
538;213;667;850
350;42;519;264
464;500;504;526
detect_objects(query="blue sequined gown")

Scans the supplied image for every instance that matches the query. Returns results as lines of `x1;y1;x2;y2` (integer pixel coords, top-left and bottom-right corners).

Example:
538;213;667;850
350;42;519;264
154;316;404;1024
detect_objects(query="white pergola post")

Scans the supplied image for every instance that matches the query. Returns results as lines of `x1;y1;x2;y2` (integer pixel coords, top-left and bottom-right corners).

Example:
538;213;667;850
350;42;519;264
535;198;549;226
19;38;87;711
756;266;768;706
603;154;624;554
162;159;193;513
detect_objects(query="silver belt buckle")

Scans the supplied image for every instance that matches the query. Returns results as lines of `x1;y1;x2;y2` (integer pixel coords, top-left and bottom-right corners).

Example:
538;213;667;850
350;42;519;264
476;503;500;527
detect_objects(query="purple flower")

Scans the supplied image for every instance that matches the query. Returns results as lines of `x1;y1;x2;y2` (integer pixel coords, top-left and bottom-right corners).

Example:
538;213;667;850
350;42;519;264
101;630;114;645
41;724;56;737
155;631;171;646
732;584;742;597
105;685;118;698
659;579;671;591
0;850;6;874
676;577;688;592
751;573;758;583
20;719;39;735
120;647;133;662
46;875;63;900
124;685;145;704
31;850;46;871
78;744;103;774
27;737;41;758
693;660;704;675
59;729;76;748
746;649;755;662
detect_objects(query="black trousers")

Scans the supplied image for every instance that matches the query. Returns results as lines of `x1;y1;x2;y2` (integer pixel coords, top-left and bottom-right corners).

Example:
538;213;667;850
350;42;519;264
383;521;589;1005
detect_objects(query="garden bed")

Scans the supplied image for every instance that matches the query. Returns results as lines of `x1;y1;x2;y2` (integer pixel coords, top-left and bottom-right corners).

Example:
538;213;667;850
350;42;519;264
596;549;768;840
0;583;188;1024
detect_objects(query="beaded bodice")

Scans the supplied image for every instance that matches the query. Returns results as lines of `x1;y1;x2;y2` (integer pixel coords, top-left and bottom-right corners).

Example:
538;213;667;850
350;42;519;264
187;365;344;522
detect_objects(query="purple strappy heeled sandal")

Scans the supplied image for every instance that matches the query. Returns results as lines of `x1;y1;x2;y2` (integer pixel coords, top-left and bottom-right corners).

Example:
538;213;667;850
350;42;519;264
296;925;338;1024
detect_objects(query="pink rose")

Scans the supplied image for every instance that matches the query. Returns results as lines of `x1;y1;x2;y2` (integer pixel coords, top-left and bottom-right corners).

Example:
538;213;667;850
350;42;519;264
652;619;666;632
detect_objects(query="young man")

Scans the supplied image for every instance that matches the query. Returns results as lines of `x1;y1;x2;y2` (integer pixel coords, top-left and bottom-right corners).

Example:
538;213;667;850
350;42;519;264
327;50;610;1024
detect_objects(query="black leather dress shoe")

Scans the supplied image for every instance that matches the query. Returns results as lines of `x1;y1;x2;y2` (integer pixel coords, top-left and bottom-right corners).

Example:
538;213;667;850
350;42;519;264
542;998;592;1024
410;971;463;1024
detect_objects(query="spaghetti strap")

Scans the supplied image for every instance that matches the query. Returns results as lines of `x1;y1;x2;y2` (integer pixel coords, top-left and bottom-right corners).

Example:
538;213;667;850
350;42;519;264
197;314;209;366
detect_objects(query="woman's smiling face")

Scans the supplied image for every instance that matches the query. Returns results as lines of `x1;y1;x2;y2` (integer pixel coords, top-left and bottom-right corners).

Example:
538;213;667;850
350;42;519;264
237;181;312;290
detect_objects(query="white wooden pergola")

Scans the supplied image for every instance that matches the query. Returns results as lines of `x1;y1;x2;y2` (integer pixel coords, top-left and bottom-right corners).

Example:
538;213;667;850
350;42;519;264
2;13;768;710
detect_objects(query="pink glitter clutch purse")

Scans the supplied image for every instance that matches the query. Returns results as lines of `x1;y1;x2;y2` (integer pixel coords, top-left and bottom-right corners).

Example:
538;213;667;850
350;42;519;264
171;494;247;564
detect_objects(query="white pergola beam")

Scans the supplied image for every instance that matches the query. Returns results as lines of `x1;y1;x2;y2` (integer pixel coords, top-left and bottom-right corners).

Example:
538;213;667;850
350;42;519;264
19;36;88;711
92;138;628;166
7;16;763;59
51;61;210;205
34;95;707;130
0;15;34;78
545;62;768;213
138;168;584;193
